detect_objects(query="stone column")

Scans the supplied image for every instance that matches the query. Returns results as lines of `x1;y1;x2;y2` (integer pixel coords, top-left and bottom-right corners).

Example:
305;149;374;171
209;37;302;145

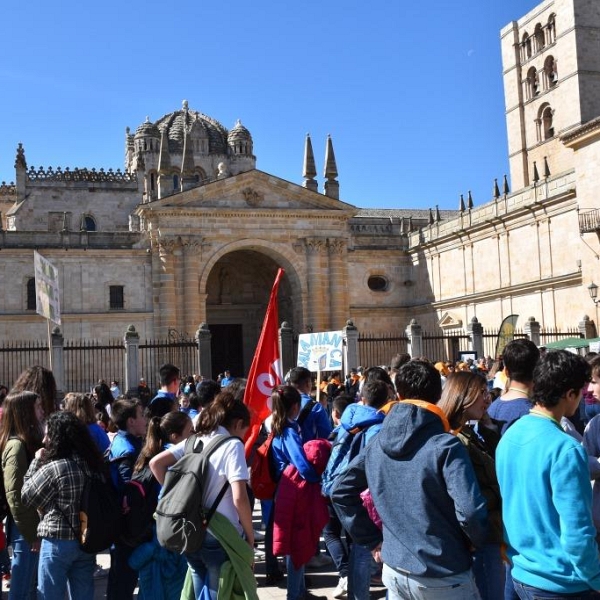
343;320;359;376
124;325;140;396
467;317;484;358
524;316;541;346
579;315;597;339
150;237;162;334
195;322;212;378
279;321;295;377
50;327;65;398
305;238;327;331
406;319;423;358
328;239;348;330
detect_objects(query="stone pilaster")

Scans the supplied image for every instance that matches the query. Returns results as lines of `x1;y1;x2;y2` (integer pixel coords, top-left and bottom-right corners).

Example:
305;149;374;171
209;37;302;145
524;316;541;346
467;317;484;358
279;321;295;377
327;238;347;330
305;238;327;331
51;327;64;398
182;238;202;334
157;237;178;338
343;320;359;375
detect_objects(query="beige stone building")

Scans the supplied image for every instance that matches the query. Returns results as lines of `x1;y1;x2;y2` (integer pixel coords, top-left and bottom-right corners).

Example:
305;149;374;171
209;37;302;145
1;0;600;375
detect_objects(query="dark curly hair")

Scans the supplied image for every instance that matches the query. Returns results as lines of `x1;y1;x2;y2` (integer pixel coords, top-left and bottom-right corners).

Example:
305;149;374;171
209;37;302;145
43;411;105;473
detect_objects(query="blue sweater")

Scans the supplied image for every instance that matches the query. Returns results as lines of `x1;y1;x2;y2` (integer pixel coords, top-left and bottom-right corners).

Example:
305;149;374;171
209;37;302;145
496;413;600;593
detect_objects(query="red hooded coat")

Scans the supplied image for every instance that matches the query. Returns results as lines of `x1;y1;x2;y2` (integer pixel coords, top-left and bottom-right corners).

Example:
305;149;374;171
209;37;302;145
273;439;331;569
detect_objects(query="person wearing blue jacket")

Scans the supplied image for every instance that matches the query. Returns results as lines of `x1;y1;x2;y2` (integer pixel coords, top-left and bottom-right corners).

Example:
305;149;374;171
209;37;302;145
269;385;320;596
497;350;600;598
331;360;487;600
289;367;332;444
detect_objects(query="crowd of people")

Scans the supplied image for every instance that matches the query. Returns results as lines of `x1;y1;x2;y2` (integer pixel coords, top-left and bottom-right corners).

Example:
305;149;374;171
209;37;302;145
0;343;599;599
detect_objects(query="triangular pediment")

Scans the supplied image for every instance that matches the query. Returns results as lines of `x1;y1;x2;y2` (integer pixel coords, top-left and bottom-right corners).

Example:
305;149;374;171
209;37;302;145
439;312;463;329
141;169;357;214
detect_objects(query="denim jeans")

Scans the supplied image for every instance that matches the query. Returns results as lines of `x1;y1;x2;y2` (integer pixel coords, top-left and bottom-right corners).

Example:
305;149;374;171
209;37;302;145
286;556;306;600
7;518;38;600
348;543;372;600
323;502;350;578
37;538;95;600
185;532;228;600
472;543;505;600
505;564;520;600
513;580;595;600
382;563;481;600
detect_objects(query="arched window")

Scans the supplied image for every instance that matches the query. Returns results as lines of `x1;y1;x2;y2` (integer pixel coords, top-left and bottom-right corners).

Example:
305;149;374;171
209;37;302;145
534;23;545;52
26;278;36;311
547;14;556;44
82;215;96;232
150;172;156;191
542;105;554;139
173;174;179;191
522;32;532;61
544;55;558;89
526;66;539;100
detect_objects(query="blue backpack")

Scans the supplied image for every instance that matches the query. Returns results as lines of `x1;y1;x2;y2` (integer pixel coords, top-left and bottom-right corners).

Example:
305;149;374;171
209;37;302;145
321;426;366;497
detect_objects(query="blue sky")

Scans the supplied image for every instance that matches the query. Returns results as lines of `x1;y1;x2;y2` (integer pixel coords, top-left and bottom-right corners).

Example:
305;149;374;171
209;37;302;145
0;1;541;210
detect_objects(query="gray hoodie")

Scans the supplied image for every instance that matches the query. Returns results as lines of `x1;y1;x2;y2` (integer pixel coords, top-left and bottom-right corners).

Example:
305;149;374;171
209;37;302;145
331;401;488;578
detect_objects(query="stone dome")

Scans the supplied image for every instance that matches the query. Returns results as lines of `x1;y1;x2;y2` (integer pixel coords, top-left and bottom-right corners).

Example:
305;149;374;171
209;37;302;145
134;117;160;138
153;101;229;155
228;119;252;143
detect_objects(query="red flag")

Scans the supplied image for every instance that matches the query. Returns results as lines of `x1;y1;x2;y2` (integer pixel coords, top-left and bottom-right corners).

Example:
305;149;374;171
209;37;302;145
243;268;285;457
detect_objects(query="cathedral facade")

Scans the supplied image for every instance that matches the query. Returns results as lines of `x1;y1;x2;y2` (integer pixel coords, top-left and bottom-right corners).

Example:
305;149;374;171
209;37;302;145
0;0;599;374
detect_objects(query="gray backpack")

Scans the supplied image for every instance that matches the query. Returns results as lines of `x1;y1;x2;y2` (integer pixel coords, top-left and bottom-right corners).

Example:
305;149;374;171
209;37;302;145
155;433;231;554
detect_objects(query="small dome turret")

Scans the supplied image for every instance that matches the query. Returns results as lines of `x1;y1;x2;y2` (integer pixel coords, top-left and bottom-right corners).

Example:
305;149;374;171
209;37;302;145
228;119;253;156
134;117;160;153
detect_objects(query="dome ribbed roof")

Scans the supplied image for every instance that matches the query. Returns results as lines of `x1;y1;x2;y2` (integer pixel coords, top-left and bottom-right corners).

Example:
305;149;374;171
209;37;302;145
134;117;160;138
154;102;229;154
228;119;252;143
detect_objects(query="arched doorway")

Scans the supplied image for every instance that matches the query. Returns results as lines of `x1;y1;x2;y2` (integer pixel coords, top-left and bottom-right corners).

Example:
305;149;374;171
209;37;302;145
205;250;295;379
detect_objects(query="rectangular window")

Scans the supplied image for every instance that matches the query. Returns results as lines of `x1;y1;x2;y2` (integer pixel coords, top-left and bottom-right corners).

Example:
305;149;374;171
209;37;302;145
109;285;124;310
27;278;36;311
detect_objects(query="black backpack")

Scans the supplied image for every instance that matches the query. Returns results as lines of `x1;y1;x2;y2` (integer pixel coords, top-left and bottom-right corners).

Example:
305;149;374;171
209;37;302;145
155;434;232;554
59;466;122;554
119;465;160;547
79;471;122;553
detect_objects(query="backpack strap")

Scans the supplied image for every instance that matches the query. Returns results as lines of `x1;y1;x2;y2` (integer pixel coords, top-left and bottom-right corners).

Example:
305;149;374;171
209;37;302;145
297;400;317;426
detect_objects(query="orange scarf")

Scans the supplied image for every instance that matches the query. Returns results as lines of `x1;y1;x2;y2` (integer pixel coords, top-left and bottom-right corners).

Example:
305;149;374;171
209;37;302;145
378;399;451;433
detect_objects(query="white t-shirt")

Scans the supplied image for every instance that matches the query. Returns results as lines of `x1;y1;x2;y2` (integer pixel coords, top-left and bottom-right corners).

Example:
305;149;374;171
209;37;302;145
168;425;248;534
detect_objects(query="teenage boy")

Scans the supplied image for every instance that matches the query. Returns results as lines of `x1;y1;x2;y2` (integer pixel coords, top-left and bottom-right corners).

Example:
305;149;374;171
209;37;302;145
147;363;180;419
289;367;332;443
498;350;600;597
487;339;540;435
332;360;487;600
106;398;148;600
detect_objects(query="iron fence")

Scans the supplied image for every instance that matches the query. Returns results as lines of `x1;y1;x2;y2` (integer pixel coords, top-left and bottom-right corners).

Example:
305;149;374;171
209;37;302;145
64;339;125;393
0;340;50;388
421;330;470;363
357;332;408;368
539;327;583;346
139;339;198;388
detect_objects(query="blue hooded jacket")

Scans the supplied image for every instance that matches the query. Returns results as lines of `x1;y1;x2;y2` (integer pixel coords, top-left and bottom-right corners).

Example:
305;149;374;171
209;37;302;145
339;403;385;445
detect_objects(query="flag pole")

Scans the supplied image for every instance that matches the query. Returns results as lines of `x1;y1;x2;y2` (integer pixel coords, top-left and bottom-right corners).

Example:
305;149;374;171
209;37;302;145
47;319;53;371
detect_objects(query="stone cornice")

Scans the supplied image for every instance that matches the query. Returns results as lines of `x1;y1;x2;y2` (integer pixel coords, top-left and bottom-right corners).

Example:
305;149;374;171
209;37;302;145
561;117;600;149
431;271;582;311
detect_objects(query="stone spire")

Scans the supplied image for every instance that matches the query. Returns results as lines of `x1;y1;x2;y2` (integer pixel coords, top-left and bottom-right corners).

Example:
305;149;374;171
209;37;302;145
493;178;500;199
467;190;474;209
323;135;339;200
532;161;540;183
302;134;318;193
15;143;27;200
180;124;196;192
157;127;171;199
503;174;510;195
459;194;465;212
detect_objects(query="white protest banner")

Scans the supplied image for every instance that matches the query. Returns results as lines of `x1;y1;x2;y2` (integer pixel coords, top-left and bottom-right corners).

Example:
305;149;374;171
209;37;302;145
34;251;61;325
297;330;344;372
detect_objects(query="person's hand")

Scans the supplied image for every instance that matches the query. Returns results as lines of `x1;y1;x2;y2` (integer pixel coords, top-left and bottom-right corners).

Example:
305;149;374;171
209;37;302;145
371;544;382;563
30;539;41;553
34;448;46;461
